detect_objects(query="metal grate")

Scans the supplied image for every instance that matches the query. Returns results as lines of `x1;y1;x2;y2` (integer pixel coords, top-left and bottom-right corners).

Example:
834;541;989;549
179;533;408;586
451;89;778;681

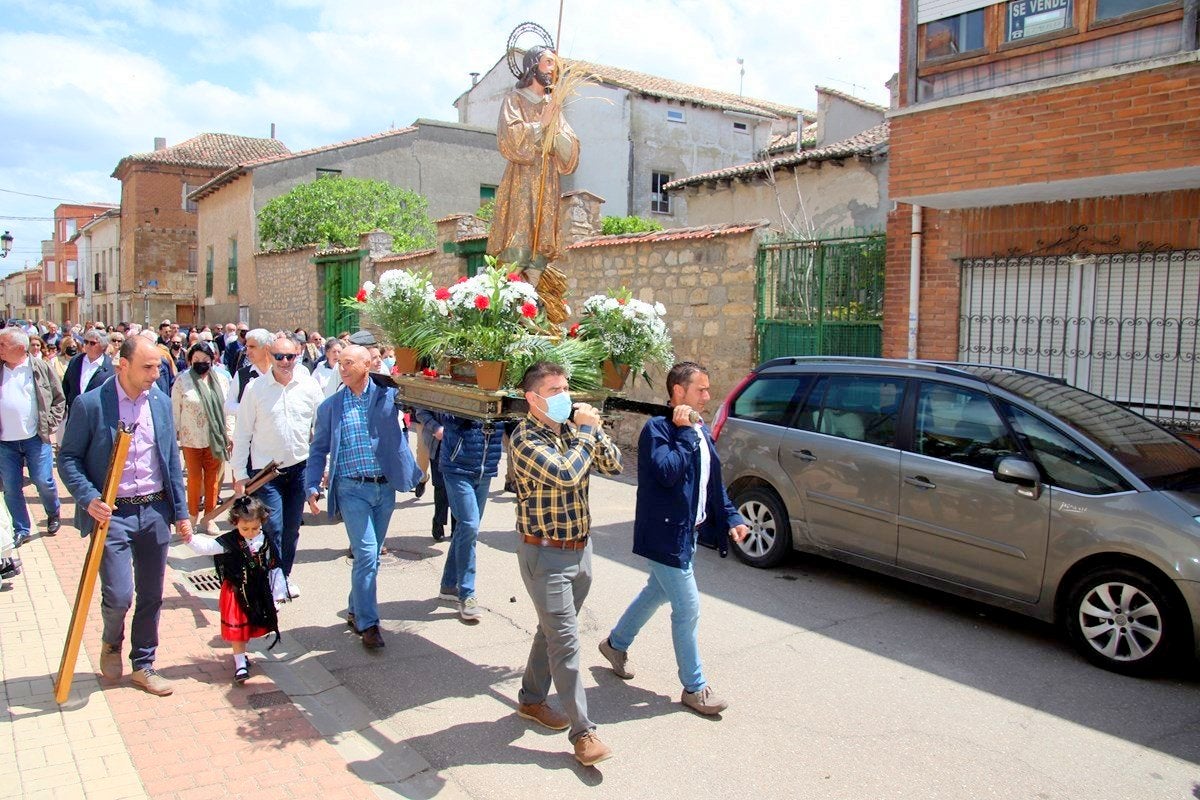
185;569;222;593
248;690;291;709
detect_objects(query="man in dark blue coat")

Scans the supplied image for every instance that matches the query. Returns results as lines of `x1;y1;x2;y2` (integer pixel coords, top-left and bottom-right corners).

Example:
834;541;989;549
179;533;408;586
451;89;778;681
58;336;192;696
305;345;421;649
598;361;748;716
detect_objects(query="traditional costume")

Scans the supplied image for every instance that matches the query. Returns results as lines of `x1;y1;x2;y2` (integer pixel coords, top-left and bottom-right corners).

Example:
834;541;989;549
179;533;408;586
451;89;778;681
188;531;286;647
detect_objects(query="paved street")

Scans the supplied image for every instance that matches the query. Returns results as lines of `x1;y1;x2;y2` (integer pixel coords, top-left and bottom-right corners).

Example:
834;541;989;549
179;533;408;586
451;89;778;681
229;459;1200;800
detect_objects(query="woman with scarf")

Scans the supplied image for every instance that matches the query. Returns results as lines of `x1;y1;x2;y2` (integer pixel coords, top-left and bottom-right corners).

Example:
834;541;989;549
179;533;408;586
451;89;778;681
172;342;235;520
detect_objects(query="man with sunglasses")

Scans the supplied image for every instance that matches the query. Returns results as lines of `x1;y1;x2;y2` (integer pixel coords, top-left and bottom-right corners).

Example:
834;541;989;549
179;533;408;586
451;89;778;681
62;329;114;419
230;334;322;595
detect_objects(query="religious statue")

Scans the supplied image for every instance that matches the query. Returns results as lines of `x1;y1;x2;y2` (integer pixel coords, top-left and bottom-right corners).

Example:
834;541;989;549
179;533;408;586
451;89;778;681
487;26;581;324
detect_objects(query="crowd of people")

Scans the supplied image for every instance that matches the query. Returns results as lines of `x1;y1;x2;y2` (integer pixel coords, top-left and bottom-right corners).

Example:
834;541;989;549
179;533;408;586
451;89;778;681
0;313;749;767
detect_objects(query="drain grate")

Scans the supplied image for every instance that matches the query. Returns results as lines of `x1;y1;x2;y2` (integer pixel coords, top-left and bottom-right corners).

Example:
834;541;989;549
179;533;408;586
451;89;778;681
248;690;290;709
185;569;222;593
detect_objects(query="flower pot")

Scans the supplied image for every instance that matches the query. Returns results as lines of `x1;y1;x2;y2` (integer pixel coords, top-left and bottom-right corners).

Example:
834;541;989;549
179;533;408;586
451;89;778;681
393;347;419;375
601;360;631;391
474;360;507;391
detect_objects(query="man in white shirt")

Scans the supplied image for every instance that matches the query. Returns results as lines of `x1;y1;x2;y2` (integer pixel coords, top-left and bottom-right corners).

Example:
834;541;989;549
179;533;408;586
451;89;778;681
0;328;65;547
311;338;344;398
231;334;323;594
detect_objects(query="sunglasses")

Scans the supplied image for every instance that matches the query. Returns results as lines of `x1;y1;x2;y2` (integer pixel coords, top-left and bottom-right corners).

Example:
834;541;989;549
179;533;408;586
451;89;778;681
272;352;298;362
104;338;121;345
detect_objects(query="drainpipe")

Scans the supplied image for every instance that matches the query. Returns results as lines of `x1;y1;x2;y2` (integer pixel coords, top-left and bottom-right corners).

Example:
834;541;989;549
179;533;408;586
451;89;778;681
907;204;922;360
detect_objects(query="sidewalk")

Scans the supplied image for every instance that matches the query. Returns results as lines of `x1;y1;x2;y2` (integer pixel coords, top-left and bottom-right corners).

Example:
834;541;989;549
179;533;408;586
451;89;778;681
1;482;453;800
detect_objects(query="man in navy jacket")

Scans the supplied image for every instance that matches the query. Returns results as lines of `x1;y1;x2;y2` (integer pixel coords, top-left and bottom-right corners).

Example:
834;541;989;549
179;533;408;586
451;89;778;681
305;345;422;649
58;336;191;696
599;361;748;716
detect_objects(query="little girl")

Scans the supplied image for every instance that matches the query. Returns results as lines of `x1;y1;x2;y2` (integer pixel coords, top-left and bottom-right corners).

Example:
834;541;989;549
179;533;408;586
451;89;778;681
187;496;287;683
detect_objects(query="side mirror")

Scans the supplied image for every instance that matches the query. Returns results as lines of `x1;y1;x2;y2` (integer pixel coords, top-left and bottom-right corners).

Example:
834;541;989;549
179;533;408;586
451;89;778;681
994;456;1041;499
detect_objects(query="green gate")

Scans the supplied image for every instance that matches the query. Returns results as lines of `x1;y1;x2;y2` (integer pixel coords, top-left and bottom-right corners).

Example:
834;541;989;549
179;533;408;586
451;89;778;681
315;251;362;335
756;229;885;363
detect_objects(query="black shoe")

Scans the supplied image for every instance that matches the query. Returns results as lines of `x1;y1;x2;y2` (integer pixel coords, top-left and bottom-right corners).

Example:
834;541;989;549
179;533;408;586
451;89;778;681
234;663;250;684
0;558;20;579
414;480;427;499
46;514;61;535
504;481;516;494
432;524;445;542
13;533;29;548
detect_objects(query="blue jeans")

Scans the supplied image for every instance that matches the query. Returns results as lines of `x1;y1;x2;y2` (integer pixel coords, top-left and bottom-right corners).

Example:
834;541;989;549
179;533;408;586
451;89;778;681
336;479;395;631
0;435;60;538
440;473;490;599
253;460;307;576
99;500;171;669
609;558;706;693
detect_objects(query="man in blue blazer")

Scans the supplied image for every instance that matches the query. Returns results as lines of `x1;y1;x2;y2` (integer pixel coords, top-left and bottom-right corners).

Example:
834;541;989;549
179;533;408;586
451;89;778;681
58;336;192;696
598;361;748;716
62;329;114;416
305;345;421;649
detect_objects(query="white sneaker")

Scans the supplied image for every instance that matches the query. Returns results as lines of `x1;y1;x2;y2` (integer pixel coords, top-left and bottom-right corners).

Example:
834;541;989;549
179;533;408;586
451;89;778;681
459;596;481;621
287;580;300;599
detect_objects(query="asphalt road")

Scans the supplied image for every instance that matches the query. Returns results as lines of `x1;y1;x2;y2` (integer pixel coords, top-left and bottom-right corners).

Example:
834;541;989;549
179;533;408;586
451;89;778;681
239;461;1200;800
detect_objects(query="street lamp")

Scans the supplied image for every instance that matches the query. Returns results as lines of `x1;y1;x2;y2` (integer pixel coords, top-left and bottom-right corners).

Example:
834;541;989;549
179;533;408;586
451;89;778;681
0;231;12;258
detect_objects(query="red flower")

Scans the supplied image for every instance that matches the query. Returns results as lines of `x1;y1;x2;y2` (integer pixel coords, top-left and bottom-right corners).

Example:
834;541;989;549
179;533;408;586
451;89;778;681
455;276;469;285
434;286;451;301
422;367;438;378
616;297;626;305
507;272;523;282
391;364;401;375
568;323;581;338
474;295;490;310
355;288;368;302
520;302;538;319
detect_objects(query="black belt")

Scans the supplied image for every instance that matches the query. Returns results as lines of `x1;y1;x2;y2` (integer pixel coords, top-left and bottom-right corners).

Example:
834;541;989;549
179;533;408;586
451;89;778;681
348;475;388;483
115;491;166;506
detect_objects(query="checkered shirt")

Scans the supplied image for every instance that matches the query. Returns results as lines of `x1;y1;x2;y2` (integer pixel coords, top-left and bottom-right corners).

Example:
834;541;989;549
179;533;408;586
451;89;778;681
510;414;622;541
334;380;383;479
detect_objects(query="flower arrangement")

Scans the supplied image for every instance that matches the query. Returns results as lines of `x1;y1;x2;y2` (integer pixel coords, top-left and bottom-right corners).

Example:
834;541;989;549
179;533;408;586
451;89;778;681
572;286;673;384
346;268;435;349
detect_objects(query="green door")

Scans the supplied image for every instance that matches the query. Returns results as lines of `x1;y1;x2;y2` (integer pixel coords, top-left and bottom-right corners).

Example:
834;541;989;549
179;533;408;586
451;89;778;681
318;254;360;335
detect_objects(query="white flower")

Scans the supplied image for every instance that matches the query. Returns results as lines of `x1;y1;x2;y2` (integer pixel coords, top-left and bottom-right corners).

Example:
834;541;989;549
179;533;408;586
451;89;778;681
654;302;666;316
362;281;376;296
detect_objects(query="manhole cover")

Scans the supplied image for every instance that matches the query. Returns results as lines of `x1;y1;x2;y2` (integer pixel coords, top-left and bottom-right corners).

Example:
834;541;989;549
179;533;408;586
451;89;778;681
185;569;222;592
248;690;290;709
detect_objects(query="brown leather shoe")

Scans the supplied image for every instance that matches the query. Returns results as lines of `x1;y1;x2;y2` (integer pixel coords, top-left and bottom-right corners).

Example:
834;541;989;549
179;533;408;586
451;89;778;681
517;701;569;731
573;730;612;767
99;642;123;680
130;667;173;696
361;625;385;649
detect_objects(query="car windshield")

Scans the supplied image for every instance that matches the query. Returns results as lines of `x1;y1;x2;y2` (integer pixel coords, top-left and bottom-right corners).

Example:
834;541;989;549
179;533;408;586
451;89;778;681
963;368;1200;489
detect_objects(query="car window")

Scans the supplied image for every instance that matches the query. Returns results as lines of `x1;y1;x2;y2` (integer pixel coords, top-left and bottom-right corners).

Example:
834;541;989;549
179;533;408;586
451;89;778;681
912;383;1019;470
800;375;906;447
1001;403;1129;495
730;374;813;427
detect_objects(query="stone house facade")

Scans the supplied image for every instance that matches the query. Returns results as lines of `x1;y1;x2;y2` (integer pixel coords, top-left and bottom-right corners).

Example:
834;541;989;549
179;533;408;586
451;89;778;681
112;133;290;328
73;209;121;326
456;54;809;225
190;120;507;328
888;0;1200;430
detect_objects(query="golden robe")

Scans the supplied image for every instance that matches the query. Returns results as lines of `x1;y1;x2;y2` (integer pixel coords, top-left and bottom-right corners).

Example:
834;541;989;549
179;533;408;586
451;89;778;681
487;86;581;268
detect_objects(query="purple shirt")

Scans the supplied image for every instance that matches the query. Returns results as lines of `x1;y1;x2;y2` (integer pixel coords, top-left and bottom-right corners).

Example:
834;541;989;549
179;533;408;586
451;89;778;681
115;380;164;497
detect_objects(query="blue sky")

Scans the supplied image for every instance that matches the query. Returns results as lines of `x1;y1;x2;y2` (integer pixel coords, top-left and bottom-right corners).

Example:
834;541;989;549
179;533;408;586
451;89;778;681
1;0;900;276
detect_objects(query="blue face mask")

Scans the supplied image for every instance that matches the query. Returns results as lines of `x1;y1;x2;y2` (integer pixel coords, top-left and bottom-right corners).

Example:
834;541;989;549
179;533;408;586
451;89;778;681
538;391;572;424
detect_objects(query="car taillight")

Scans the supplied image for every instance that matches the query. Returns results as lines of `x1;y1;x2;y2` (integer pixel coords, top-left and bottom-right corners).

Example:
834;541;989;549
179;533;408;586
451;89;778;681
711;371;754;441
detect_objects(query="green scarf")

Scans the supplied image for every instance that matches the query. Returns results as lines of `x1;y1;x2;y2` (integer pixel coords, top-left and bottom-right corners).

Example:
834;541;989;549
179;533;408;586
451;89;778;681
192;369;228;461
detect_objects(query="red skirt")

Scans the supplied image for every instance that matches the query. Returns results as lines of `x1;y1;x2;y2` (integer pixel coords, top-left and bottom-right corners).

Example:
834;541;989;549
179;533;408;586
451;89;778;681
219;585;271;643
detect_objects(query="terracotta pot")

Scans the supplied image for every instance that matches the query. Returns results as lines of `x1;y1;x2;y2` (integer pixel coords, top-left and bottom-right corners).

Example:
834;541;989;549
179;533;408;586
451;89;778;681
474;360;507;391
601;360;631;390
392;347;418;375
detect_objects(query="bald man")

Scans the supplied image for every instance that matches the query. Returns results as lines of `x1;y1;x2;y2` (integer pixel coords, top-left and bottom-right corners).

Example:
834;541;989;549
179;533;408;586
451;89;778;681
305;345;422;649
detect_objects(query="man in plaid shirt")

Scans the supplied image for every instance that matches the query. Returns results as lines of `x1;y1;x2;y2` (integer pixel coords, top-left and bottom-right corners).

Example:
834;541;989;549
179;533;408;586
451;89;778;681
510;361;621;767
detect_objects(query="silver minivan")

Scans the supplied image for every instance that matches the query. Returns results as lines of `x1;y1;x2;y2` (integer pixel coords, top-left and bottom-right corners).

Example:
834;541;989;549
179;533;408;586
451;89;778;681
712;358;1200;676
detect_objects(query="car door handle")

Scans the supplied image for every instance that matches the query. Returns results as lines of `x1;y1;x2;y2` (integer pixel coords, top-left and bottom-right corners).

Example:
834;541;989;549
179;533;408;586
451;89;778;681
904;475;936;490
791;449;816;462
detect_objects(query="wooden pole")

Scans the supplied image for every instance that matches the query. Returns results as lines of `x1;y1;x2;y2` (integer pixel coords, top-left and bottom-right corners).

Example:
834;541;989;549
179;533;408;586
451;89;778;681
197;461;280;530
55;425;133;704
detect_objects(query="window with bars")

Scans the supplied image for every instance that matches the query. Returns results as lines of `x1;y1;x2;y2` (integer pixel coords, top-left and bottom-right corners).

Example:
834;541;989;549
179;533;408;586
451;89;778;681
227;238;238;296
205;246;214;297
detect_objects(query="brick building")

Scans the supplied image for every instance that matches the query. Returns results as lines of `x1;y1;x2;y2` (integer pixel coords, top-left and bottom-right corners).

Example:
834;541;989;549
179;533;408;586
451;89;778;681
111;133;289;327
44;203;117;324
888;0;1200;431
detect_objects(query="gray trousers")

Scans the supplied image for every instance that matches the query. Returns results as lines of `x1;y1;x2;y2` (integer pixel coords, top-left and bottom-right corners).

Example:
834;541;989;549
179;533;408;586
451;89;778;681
517;538;594;741
99;500;171;670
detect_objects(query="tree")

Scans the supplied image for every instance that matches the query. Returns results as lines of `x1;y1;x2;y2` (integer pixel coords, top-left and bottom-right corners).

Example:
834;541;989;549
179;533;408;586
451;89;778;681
257;176;436;252
601;215;663;236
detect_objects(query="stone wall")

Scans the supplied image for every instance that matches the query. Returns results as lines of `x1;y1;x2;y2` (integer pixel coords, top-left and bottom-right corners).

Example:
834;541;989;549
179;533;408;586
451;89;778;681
253;246;322;334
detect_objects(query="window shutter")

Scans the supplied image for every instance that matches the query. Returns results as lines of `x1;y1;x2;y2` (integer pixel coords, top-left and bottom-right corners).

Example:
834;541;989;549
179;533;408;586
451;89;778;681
918;0;994;24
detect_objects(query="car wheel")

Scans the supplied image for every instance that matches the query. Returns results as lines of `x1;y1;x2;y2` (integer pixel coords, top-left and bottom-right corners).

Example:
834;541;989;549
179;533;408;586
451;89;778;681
1063;566;1183;677
732;486;791;568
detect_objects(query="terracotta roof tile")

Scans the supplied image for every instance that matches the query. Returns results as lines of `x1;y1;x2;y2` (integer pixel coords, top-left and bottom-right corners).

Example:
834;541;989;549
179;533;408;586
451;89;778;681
373;247;438;264
666;122;889;191
563;57;811;120
568;221;768;250
113;133;289;177
190;126;419;201
764;122;820;155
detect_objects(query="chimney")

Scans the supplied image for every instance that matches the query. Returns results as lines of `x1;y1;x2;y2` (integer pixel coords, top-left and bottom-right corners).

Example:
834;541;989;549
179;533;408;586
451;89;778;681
153;137;167;151
270;122;276;139
470;72;480;86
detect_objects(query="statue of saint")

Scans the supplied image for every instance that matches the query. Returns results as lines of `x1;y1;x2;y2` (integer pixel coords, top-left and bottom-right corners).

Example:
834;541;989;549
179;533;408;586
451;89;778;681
487;46;580;322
